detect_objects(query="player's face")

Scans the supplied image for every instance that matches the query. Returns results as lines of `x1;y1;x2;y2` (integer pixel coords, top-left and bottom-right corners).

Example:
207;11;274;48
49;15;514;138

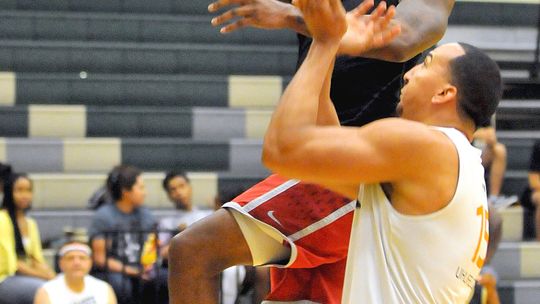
60;250;92;279
167;176;192;210
397;43;465;121
13;177;32;211
124;175;146;207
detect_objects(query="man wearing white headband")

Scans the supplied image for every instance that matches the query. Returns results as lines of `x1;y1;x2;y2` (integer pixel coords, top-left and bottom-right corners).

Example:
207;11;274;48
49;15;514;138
34;241;117;304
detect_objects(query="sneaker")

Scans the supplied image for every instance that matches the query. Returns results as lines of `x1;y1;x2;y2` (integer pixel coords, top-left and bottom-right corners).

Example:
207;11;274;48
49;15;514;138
490;195;518;210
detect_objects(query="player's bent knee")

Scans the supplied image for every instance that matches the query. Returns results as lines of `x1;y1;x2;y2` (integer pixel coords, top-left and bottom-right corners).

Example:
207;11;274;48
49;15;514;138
169;230;212;278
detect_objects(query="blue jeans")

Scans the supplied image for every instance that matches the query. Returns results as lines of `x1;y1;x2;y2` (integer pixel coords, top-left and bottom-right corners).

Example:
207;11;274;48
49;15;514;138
0;275;46;304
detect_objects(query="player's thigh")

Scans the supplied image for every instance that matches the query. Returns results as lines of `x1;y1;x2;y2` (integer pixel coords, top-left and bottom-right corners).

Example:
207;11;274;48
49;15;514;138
171;208;253;269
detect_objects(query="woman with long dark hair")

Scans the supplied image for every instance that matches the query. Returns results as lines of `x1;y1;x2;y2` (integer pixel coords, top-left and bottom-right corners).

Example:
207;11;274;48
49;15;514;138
0;173;55;304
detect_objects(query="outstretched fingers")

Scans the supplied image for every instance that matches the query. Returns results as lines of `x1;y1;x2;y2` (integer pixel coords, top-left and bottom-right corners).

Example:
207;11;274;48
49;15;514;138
369;1;386;21
208;0;247;13
372;5;400;48
211;5;253;26
350;0;374;17
373;4;396;32
219;17;256;33
373;25;401;49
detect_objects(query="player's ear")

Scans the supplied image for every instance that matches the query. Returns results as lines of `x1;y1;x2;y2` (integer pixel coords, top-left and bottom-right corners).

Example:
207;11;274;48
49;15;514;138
431;84;457;105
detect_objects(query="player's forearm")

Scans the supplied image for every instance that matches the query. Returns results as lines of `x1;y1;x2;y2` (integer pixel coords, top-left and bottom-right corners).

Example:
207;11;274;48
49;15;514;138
316;60;339;126
263;40;339;166
360;0;454;62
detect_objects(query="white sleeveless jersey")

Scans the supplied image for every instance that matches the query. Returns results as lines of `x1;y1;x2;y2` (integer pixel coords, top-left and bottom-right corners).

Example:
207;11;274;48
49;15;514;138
342;127;489;303
43;274;110;304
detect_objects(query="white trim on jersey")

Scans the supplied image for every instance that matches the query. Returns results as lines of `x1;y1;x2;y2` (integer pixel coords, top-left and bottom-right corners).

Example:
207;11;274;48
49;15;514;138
289;200;356;241
241;179;300;212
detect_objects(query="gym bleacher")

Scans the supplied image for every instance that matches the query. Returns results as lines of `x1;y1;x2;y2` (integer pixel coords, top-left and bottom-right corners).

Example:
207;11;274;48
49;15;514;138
0;0;539;303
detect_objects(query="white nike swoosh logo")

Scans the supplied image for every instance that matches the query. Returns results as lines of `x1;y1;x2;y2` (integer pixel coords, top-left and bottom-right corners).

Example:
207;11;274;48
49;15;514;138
267;210;284;227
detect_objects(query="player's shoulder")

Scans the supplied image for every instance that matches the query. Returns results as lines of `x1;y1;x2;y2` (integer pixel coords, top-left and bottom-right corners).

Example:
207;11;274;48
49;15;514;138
365;118;455;155
366;118;440;139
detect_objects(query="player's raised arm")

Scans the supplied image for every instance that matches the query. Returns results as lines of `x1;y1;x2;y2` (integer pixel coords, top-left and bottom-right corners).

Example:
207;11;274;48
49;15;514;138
208;0;310;35
349;0;455;61
209;0;453;63
262;0;424;199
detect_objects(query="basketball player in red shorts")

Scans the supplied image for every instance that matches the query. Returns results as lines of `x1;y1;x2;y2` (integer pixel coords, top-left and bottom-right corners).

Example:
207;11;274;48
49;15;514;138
169;0;455;303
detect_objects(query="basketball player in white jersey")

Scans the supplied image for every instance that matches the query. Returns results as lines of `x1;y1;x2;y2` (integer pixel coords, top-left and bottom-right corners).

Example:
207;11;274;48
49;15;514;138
34;241;117;304
261;0;500;302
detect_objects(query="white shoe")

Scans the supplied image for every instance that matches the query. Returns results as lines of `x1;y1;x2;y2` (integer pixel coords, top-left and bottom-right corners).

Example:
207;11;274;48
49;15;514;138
490;195;518;210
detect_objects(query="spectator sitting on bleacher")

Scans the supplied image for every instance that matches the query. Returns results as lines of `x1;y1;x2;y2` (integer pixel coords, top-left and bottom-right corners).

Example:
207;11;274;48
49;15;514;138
157;171;212;261
34;241;117;304
473;126;516;207
520;140;540;240
0;173;56;304
89;165;166;304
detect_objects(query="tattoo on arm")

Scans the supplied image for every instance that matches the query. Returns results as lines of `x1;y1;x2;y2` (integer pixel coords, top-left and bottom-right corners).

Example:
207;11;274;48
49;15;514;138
295;16;305;27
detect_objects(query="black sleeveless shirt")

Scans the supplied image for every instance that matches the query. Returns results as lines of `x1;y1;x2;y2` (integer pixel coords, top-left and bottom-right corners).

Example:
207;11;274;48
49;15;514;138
297;0;421;126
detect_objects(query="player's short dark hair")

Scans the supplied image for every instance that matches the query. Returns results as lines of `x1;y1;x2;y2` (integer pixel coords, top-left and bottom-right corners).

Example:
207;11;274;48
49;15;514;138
449;43;501;128
162;171;190;191
106;165;141;201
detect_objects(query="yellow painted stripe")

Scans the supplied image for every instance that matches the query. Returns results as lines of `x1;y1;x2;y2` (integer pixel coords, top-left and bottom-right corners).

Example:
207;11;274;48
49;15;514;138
29;173;171;209
520;243;540;278
0;138;6;163
245;109;273;139
187;172;218;209
29;173;106;209
63;138;120;172
229;76;282;108
499;206;523;241
29;105;87;138
0;72;16;106
141;172;170;209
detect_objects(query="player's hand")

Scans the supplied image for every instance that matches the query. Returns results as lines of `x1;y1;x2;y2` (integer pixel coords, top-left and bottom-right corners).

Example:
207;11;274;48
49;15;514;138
339;0;401;56
209;0;293;33
293;0;347;44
